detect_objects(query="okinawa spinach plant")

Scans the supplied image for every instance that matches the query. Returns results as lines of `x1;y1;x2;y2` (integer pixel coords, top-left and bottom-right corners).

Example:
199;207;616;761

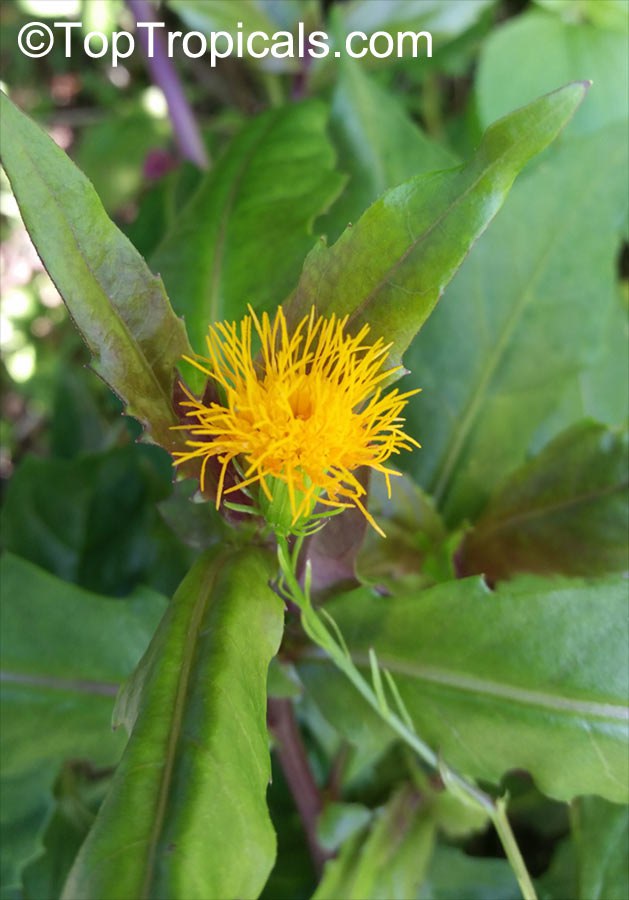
1;4;627;898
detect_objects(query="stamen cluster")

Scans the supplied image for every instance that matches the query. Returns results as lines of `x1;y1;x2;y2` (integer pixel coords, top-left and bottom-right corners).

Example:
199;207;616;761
174;306;419;534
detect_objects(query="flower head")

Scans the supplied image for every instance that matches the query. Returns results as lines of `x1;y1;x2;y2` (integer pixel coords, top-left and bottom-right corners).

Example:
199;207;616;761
173;306;419;535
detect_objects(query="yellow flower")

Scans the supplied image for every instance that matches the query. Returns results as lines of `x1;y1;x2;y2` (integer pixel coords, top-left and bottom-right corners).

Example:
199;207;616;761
173;305;419;535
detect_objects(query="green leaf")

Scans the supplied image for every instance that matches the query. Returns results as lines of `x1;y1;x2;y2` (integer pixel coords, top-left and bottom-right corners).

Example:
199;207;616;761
320;60;456;242
457;422;629;581
537;837;578;900
419;845;521;900
538;289;629;440
49;365;124;460
533;0;629;32
0;91;192;450
167;0;296;70
168;0;274;31
299;574;629;803
74;107;169;212
477;10;628;137
317;803;373;853
403;124;628;524
1;770;55;900
339;0;495;44
314;785;435;900
151;101;344;353
1;446;191;597
0;553;166;780
21;763;111;900
572;796;629;900
356;472;451;591
0;554;165;891
62;547;284;900
288;82;587;367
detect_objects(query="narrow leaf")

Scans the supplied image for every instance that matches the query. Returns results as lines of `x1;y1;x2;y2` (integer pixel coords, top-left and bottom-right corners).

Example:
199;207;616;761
0;91;192;450
314;785;434;900
457;422;629;580
288;82;588;365
151;101;344;352
320;59;456;241
62;548;284;900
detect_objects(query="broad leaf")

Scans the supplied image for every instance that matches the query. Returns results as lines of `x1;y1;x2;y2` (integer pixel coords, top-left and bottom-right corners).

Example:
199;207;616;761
477;10;628;137
457;422;629;581
151;101;344;352
1;446;190;597
299;574;629;803
0;554;166;781
288;82;587;366
62;547;284;900
537;290;629;443
403;124;628;524
21;764;111;900
572;796;629;900
0;91;192;451
0;554;165;892
320;60;456;241
533;0;629;33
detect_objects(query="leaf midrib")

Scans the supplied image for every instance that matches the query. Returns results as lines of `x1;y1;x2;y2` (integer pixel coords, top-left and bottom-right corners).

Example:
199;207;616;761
206;111;282;324
474;479;629;541
2;101;175;423
140;553;225;899
304;652;628;721
0;670;119;697
431;143;625;507
345;97;569;335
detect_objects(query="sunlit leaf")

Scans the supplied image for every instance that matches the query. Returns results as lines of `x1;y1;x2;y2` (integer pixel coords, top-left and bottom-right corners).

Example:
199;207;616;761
62;548;284;900
0;91;192;451
289;82;587;367
300;574;629;803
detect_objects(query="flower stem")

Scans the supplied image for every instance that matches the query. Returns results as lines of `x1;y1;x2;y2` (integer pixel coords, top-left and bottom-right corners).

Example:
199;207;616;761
268;697;331;876
126;0;209;169
276;534;538;900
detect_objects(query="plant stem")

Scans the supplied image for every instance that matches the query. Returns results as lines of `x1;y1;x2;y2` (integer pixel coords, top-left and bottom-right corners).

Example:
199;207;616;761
126;0;209;169
493;798;538;900
267;696;331;876
276;534;538;900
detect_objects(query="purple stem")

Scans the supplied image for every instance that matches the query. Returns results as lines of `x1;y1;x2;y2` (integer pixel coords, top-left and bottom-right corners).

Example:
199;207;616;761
126;0;209;169
268;697;332;876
